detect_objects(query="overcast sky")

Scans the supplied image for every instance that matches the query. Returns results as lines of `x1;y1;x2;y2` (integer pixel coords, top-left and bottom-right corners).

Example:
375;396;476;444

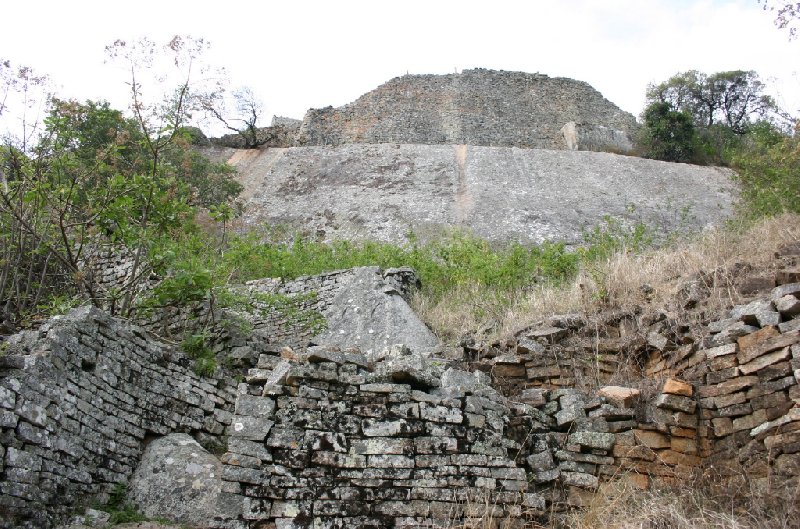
1;0;797;130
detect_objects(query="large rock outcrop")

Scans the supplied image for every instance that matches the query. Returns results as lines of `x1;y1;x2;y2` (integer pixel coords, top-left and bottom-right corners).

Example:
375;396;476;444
214;143;736;245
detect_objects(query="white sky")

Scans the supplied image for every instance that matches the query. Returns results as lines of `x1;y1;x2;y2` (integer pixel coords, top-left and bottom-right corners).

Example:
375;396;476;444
1;0;797;130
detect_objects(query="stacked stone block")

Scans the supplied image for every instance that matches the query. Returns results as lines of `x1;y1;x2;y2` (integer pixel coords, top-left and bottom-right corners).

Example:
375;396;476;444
217;348;537;528
296;69;638;151
0;307;236;529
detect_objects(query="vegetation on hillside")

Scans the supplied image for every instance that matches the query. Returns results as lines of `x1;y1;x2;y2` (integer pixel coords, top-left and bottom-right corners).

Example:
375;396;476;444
1;38;798;345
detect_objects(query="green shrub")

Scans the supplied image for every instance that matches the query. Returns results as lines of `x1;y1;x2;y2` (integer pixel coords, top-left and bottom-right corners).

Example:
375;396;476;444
732;123;800;219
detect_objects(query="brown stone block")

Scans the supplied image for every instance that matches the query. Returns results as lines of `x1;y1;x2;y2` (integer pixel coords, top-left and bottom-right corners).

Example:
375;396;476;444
739;347;792;375
670;437;698;454
698;376;760;398
731;409;768;433
706;367;740;385
760;375;796;393
737;326;780;355
623;472;651;489
492;364;527;378
757;360;793;382
738;330;799;365
709;354;738;371
634;429;670;449
766;402;794;422
789;384;800;404
655;394;697;414
751;390;788;410
712;417;734;437
764;431;800;452
526;366;561;379
614;444;657;461
670;426;697;438
598;386;641;409
663;378;693;396
656;449;701;467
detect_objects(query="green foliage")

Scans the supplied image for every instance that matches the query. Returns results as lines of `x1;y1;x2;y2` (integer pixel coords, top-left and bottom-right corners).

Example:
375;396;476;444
214;229;580;303
732;122;800;218
37;294;82;317
96;483;147;526
578;215;654;304
181;332;217;377
646;70;779;134
639;102;698;163
0;96;242;330
579;215;654;262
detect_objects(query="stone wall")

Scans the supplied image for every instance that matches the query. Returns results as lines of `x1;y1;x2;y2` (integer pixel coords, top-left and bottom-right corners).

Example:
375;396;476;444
0;307;237;529
2;256;798;528
469;249;800;501
295;69;638;151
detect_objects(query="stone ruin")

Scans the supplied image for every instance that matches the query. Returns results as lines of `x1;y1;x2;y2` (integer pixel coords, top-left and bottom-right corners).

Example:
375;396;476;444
1;241;799;528
212;69;638;154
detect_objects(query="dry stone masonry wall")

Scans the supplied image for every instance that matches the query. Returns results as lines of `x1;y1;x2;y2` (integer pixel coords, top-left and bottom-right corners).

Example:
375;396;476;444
295;69;638;152
0;307;237;529
1;254;799;528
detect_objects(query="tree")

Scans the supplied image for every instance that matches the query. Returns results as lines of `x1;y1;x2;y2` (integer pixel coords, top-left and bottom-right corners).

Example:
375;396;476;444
199;85;269;148
760;1;800;38
647;70;778;134
638;102;697;163
0;37;243;330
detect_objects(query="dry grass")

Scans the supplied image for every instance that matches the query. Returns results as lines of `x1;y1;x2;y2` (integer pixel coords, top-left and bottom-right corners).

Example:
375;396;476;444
440;474;800;529
557;473;800;529
413;213;800;344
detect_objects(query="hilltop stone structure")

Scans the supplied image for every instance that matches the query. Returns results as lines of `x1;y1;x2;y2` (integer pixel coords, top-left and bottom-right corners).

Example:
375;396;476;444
295;69;638;152
0;69;772;529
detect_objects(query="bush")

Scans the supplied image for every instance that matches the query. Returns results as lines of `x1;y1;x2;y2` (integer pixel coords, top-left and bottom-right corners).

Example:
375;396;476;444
732;122;800;218
638;102;698;163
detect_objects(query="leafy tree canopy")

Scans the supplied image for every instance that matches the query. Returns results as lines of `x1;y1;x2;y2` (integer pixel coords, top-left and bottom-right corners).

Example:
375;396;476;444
646;70;779;135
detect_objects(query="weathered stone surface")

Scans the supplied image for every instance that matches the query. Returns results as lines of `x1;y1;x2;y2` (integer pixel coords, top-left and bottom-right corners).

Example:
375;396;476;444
215;144;736;246
776;295;800;317
634;429;671;449
296;69;638;150
739;347;791;375
738;331;799;364
313;267;438;355
599;386;640;408
730;300;774;325
568;431;615;451
129;434;242;526
662;378;693;397
772;283;800;300
655;394;696;414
